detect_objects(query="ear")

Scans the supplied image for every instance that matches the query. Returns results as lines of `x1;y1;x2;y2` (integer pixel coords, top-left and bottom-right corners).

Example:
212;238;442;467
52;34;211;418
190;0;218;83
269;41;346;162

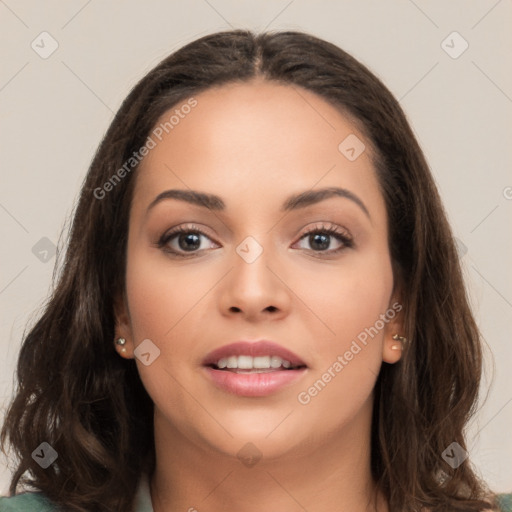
381;295;406;364
113;291;135;359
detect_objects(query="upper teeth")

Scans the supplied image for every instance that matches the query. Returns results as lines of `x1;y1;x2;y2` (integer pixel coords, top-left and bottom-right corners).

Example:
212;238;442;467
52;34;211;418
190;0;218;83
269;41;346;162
216;355;293;369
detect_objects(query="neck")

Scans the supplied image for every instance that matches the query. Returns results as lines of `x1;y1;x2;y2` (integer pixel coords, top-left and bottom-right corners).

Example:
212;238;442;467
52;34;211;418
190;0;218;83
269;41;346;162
149;404;388;512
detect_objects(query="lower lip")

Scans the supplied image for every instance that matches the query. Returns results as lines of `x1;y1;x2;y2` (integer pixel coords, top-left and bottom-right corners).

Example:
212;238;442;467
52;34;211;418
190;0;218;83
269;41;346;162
203;367;307;397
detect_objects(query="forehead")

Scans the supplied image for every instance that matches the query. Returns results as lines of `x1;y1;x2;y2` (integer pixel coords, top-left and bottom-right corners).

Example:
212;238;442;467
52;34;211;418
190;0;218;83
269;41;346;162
132;80;385;221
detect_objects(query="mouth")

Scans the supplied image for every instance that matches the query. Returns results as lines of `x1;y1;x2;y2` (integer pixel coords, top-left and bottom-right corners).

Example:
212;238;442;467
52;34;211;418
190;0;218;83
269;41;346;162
207;355;306;373
202;341;308;397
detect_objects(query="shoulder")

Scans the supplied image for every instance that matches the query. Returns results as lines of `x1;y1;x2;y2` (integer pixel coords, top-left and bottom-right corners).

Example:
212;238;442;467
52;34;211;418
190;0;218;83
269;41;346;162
0;491;58;511
496;493;512;512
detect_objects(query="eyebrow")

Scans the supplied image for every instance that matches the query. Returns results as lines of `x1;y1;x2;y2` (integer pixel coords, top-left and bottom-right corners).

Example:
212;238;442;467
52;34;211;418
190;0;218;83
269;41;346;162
146;186;371;219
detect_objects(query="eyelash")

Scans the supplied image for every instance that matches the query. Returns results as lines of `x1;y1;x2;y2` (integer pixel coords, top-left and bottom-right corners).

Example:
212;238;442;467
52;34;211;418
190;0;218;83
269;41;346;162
157;223;354;258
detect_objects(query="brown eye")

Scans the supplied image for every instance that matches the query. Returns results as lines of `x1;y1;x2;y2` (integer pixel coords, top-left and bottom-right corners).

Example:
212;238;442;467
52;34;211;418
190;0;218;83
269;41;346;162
294;224;353;255
158;225;219;256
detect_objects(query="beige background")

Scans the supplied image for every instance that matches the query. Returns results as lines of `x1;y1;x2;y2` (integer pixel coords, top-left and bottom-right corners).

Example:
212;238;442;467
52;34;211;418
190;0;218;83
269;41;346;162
1;0;511;494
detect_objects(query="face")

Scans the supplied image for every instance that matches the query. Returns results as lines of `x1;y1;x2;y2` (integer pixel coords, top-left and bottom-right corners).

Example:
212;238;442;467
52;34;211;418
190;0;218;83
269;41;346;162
115;79;403;461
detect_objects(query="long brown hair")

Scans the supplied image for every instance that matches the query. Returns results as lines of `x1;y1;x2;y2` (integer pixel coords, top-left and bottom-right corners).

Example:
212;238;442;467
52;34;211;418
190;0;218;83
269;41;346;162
1;29;501;511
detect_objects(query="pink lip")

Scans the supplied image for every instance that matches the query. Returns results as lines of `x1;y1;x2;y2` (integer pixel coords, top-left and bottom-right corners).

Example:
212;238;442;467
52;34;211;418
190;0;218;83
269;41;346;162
203;367;307;397
202;340;308;397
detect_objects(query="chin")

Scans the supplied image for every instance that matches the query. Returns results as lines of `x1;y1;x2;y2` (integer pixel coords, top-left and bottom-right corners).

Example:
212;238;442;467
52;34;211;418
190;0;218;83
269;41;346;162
198;410;312;461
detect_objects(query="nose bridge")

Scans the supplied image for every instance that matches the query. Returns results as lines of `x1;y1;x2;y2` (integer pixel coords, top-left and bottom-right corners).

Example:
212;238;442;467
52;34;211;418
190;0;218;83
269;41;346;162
220;230;290;316
228;201;277;267
233;233;274;291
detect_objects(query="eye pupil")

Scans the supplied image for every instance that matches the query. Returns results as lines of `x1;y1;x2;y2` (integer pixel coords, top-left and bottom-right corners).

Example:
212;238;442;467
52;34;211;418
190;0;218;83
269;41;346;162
310;233;330;251
179;233;201;251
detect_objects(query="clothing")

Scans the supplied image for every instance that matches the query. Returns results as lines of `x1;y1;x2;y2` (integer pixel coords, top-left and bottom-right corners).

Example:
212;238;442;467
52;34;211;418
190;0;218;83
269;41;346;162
0;476;511;511
499;494;512;512
0;473;153;511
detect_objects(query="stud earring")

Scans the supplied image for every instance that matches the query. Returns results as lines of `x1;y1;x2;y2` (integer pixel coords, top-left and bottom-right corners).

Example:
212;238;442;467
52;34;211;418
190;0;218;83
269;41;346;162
115;338;127;352
391;334;408;350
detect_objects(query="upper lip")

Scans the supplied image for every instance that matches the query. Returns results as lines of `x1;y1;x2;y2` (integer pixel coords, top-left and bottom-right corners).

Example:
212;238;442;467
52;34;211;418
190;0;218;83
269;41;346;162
202;340;307;367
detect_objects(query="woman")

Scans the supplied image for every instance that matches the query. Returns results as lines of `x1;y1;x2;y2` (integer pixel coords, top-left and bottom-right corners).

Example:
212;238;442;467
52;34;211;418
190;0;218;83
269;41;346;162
1;29;510;512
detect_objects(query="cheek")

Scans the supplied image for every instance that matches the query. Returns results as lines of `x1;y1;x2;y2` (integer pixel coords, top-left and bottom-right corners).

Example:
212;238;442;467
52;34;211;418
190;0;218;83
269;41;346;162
124;246;200;341
294;255;393;421
296;248;394;347
125;261;167;340
124;249;195;405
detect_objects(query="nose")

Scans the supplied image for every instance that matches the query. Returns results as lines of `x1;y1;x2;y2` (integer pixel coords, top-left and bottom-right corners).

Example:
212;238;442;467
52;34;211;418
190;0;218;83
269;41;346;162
218;241;291;322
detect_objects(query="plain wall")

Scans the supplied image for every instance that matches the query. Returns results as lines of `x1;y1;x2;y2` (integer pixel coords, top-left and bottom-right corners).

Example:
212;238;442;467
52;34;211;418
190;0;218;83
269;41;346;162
1;0;511;495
